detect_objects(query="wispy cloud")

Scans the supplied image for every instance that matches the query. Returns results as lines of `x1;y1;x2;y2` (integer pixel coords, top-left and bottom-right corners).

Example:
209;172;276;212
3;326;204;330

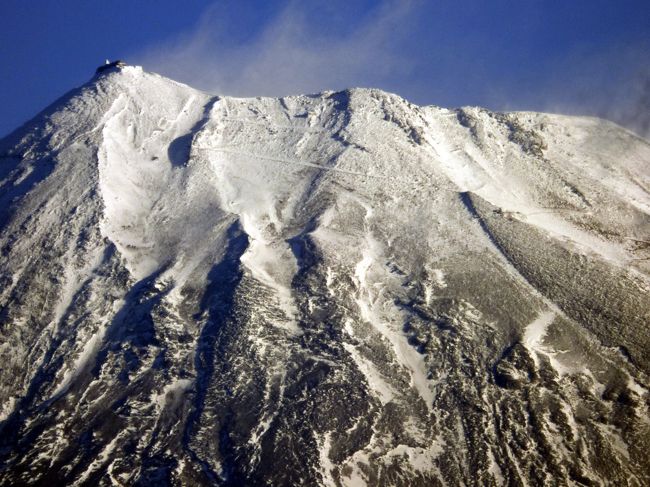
131;0;418;98
131;1;649;138
529;43;650;138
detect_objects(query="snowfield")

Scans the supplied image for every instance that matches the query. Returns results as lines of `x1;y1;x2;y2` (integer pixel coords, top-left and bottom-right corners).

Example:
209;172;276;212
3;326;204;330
0;65;649;486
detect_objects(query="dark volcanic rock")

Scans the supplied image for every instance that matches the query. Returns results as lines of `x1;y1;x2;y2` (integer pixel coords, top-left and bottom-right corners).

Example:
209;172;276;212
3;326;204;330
0;67;649;486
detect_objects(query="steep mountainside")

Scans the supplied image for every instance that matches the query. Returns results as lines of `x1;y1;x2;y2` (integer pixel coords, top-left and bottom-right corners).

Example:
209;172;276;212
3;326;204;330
0;65;649;486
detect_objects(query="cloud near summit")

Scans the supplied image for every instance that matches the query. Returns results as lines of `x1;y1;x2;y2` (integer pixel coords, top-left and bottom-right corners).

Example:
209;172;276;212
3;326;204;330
131;0;418;99
131;0;650;138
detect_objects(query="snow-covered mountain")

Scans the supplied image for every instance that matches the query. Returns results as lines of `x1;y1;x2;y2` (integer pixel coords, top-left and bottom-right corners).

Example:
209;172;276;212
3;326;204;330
0;64;649;486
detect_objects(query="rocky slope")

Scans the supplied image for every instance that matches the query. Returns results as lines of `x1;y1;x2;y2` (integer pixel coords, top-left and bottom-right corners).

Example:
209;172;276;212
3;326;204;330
0;65;649;486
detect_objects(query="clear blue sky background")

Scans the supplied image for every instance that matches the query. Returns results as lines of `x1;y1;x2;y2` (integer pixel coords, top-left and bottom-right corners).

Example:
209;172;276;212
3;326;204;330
1;0;649;137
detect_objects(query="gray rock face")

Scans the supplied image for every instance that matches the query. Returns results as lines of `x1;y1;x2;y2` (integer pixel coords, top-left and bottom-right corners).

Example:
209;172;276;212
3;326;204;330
0;66;649;486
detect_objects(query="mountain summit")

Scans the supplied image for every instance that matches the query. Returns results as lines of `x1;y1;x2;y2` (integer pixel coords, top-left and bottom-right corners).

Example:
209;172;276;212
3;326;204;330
0;66;649;486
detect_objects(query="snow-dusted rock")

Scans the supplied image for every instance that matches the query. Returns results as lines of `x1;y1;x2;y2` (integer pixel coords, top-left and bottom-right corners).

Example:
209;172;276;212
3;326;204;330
0;66;649;486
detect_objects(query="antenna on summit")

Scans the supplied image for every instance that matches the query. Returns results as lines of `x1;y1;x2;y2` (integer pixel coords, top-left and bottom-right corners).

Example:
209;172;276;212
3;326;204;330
95;59;127;75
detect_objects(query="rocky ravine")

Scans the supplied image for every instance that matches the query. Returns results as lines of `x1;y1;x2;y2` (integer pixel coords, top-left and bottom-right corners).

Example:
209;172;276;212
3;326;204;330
0;65;649;486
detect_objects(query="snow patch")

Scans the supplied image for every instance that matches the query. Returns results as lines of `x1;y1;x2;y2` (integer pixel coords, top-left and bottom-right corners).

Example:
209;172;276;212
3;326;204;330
353;231;434;411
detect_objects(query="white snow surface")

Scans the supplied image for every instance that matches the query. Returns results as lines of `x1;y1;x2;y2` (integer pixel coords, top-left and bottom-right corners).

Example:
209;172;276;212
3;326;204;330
1;65;649;486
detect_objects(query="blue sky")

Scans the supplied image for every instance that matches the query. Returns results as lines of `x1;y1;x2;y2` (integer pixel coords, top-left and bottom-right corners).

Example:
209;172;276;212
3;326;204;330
1;0;649;137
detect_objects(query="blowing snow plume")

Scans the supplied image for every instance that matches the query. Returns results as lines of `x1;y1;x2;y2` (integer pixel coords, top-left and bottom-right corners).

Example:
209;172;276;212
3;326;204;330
131;0;416;99
129;1;650;140
531;45;650;140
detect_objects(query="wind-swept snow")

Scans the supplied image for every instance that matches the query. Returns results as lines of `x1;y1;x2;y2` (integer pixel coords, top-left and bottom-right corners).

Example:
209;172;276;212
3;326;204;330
0;66;648;487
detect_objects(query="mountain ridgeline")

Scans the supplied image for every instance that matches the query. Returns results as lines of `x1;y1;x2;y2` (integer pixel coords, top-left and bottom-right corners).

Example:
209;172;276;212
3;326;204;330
0;66;649;486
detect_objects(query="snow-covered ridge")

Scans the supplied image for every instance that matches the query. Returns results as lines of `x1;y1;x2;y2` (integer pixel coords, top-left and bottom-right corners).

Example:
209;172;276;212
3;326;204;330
0;65;649;486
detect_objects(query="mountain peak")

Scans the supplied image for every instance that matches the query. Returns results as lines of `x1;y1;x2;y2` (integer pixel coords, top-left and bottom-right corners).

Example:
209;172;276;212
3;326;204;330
1;67;649;485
